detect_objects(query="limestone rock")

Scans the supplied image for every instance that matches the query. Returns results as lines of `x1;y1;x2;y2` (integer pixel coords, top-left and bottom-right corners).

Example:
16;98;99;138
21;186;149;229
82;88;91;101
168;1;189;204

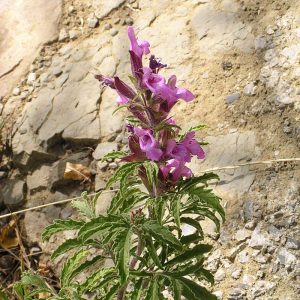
27;165;52;193
2;179;26;209
93;142;118;160
93;0;125;20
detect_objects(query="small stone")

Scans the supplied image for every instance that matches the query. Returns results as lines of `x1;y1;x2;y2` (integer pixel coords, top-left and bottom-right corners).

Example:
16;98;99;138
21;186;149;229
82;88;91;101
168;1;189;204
27;73;37;85
13;87;21;96
249;226;271;249
254;36;266;50
266;27;274;34
245;220;256;230
283;125;292;134
52;67;63;77
20;91;29;100
286;237;300;250
68;5;75;13
237;250;249;264
60;206;73;219
243;82;256;96
97;161;109;171
2;179;26;209
69;30;78;40
228;243;247;260
254;254;269;264
59;29;69;41
109;162;118;169
88;17;99;28
228;288;245;300
235;229;251;242
231;268;242;279
95;175;106;191
212;291;223;299
214;268;225;282
277;247;297;268
40;73;50;83
104;23;112;30
125;17;134;25
0;171;7;179
252;280;276;297
110;28;118;36
225;93;240;104
243;274;255;286
93;142;118;160
27;165;52;193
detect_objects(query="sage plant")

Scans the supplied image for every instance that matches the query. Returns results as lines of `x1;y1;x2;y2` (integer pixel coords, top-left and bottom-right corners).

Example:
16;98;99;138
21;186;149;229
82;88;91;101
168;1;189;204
14;27;224;300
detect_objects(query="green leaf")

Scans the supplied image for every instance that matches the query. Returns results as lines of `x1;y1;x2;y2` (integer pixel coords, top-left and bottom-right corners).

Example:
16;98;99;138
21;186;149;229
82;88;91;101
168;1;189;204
178;173;219;192
178;277;217;300
51;238;82;260
195;267;215;285
72;192;97;220
61;249;89;287
144;278;159;300
42;219;84;241
115;229;132;284
180;233;201;245
145;235;163;269
190;124;208;132
113;104;129;115
143;161;159;187
80;268;115;293
0;290;9;300
101;282;120;300
165;244;212;266
171;195;181;228
143;221;182;251
102;151;128;161
131;278;144;300
170;278;182;300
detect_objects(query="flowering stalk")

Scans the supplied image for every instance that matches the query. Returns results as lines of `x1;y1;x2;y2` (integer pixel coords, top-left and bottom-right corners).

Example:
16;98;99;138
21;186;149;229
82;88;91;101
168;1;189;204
15;27;224;300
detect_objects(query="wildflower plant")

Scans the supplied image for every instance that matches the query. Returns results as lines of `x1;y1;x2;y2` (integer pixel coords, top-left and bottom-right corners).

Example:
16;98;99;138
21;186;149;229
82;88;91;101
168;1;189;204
14;27;224;300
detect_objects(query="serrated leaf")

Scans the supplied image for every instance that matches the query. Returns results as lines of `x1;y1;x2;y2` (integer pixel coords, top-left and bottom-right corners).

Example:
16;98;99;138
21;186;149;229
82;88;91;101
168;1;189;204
51;238;82;260
143;161;159;188
143;221;182;251
101;282;120;300
195;267;215;285
170;278;182;300
81;268;115;293
171;195;181;228
178;173;219;192
115;229;132;284
102;151;128;161
113;104;129;115
42;219;84;241
145;235;163;269
180;233;201;245
61;249;89;287
165;244;212;266
131;278;144;300
178;277;217;300
144;278;159;300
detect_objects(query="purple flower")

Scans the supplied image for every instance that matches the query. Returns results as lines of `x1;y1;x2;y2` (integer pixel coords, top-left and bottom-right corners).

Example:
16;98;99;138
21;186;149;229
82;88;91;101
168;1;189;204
160;159;192;182
134;127;162;161
149;55;167;73
165;131;205;162
95;74;115;88
128;26;150;59
141;67;166;93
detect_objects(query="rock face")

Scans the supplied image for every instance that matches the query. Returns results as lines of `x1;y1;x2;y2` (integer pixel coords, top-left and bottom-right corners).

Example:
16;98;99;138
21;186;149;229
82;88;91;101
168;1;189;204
192;1;254;54
0;0;62;97
190;131;258;197
92;0;125;20
27;165;52;193
2;179;26;209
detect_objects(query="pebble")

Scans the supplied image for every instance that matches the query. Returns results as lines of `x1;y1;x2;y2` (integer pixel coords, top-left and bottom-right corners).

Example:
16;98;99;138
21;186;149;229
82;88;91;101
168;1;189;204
104;23;112;30
52;67;63;77
215;268;225;282
285;237;300;250
225;93;240;104
243;82;256;96
27;72;37;84
254;36;267;50
59;28;69;41
235;229;251;242
109;162;118;169
69;30;78;40
125;17;134;25
237;250;249;264
97;161;109;171
231;268;242;279
245;220;256;230
110;28;119;37
68;5;75;13
277;247;297;268
2;179;26;209
283;125;292;134
212;291;223;299
88;17;99;28
13;87;21;96
252;280;276;297
20;91;29;100
93;142;118;160
40;73;50;83
228;288;245;300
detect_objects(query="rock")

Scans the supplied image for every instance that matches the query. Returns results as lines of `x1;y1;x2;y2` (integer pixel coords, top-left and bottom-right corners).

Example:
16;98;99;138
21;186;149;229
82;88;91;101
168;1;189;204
110;28;119;37
252;280;276;297
95;191;114;215
24;211;50;244
88;17;99;28
95;175;106;191
254;36;267;50
93;142;118;160
125;17;134;25
235;229;251;242
277;247;297;268
215;268;225;282
228;243;247;260
40;73;50;83
225;93;240;104
2;179;26;209
231;268;242;279
242;274;255;286
42;205;61;222
60;206;73;219
27;165;52;193
283;125;292;134
13;87;21;96
69;30;78;40
245;220;256;230
228;288;245;300
59;28;69;41
52;67;63;77
237;250;249;264
93;0;125;20
109;162;118;169
27;72;37;85
212;291;223;299
243;83;256;96
249;228;271;249
98;161;109;171
105;23;112;30
286;238;300;250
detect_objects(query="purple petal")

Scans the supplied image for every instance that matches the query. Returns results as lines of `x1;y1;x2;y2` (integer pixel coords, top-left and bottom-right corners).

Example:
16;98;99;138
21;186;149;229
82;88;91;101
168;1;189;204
146;147;163;161
117;92;129;105
114;77;136;99
176;87;195;102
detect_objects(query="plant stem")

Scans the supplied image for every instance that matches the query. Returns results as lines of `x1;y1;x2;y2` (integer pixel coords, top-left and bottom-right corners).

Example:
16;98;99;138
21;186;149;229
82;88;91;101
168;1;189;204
117;233;144;300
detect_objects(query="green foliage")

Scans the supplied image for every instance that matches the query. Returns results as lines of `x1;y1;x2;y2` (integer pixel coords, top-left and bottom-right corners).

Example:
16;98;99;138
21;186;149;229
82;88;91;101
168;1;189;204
15;166;223;299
